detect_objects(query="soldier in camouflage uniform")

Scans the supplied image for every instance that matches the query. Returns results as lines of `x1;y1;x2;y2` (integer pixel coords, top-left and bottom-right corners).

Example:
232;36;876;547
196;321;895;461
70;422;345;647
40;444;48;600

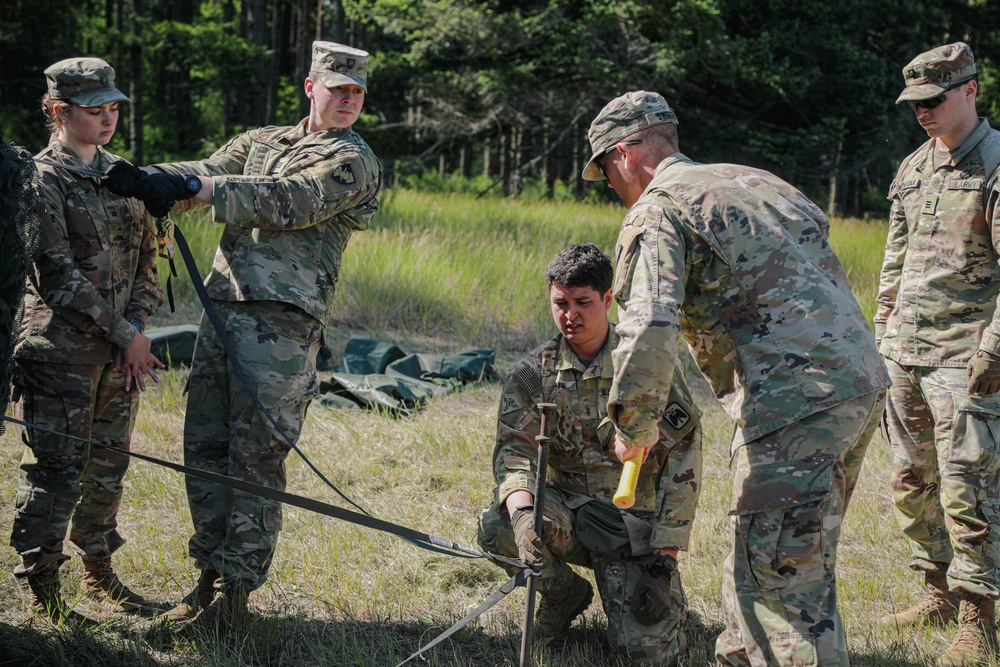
478;243;702;666
109;41;382;632
583;91;889;667
876;43;1000;667
10;58;164;623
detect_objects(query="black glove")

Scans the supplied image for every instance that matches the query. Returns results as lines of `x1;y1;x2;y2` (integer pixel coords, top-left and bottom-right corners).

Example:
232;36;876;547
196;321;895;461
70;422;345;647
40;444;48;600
631;554;676;625
511;506;552;565
136;172;196;219
102;161;145;198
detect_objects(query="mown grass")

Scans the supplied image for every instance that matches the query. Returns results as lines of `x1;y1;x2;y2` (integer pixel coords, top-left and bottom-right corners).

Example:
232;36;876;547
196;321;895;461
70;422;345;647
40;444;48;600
1;190;959;667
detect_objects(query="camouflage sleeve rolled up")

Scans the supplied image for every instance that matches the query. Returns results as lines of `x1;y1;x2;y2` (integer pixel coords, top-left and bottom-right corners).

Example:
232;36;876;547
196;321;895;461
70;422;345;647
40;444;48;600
492;355;544;505
608;203;688;449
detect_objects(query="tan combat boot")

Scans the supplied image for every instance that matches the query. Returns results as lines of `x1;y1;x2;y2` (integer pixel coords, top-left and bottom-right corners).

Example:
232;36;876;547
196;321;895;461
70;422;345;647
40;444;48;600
177;587;250;638
880;571;959;626
81;556;148;611
937;594;998;667
157;569;219;626
536;571;594;636
26;570;94;626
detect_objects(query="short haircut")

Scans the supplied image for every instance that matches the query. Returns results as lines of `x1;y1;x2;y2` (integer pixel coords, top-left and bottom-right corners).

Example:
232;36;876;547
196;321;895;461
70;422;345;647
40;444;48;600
545;242;613;294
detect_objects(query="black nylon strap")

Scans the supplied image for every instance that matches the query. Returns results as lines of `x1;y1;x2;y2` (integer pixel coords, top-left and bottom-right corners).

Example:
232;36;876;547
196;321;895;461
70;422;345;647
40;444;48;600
172;225;370;517
395;569;532;667
0;414;525;570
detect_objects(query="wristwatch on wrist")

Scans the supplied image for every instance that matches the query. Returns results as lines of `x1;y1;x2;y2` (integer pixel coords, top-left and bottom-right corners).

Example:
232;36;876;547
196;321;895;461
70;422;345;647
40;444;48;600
130;320;144;334
648;553;677;579
185;175;202;195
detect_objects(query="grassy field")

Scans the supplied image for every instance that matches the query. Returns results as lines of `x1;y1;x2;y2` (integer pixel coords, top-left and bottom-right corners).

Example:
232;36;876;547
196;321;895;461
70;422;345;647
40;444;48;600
0;190;957;667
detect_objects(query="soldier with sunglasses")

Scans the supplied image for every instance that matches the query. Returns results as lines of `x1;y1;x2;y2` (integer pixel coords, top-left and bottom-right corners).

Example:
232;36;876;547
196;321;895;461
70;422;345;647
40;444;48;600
877;42;1000;666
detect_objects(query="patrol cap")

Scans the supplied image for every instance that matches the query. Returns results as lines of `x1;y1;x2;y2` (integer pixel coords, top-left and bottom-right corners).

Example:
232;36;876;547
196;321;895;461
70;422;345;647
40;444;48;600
583;91;678;181
896;42;978;104
44;57;129;107
311;41;369;92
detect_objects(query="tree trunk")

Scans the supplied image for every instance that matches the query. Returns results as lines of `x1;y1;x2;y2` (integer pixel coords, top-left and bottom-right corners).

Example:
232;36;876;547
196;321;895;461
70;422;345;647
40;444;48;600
244;0;268;128
128;0;143;164
827;137;842;218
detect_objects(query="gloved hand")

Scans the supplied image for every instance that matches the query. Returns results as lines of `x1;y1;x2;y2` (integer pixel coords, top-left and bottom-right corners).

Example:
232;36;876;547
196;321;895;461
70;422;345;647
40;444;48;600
968;350;1000;394
135;172;196;219
102;161;145;198
631;554;676;625
511;506;551;565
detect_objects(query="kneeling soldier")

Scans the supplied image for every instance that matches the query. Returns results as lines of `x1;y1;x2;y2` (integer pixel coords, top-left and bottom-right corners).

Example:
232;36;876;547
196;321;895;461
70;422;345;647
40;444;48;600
477;243;702;666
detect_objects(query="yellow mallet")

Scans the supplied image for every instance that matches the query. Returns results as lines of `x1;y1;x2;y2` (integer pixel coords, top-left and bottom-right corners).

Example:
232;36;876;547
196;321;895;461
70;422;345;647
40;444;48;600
613;457;642;509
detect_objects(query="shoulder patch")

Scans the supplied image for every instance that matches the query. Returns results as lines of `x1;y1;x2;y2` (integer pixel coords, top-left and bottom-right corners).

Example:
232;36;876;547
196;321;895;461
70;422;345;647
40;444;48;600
512;364;542;397
500;393;523;416
332;163;357;185
663;402;691;431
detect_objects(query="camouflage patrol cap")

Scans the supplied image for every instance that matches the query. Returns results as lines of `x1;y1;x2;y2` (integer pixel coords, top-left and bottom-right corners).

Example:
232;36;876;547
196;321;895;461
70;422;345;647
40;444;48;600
896;42;978;104
311;41;369;92
44;58;129;107
583;91;678;181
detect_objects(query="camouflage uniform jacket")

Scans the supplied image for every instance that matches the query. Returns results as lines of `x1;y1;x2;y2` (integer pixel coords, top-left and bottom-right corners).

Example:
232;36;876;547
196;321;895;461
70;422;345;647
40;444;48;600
610;153;889;450
492;325;702;550
876;118;1000;367
154;120;381;324
16;138;162;364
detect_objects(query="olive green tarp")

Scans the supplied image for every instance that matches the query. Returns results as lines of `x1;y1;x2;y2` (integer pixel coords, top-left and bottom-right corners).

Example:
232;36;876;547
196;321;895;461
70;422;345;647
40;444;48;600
318;336;497;416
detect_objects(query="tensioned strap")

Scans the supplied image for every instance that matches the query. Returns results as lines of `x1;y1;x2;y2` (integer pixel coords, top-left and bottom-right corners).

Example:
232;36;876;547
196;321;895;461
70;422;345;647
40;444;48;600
1;413;525;570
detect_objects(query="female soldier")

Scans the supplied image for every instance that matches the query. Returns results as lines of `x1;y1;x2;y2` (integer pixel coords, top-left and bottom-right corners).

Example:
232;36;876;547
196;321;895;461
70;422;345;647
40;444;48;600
9;57;163;623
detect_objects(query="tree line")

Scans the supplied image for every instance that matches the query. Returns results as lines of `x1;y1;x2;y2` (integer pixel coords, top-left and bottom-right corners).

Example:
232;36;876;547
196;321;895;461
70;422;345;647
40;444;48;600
2;0;997;216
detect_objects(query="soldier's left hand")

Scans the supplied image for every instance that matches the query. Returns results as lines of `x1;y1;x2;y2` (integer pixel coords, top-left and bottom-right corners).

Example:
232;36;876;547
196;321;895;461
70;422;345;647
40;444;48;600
967;350;1000;394
614;433;650;465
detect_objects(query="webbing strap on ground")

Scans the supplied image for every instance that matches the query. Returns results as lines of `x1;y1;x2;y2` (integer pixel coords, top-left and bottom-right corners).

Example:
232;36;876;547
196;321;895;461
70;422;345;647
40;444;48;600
3;412;534;660
394;568;532;667
0;414;523;568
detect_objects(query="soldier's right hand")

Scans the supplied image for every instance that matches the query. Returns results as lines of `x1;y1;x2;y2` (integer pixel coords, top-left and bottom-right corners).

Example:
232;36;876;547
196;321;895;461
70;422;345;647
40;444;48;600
103;161;145;198
631;568;673;625
511;506;552;565
968;350;1000;394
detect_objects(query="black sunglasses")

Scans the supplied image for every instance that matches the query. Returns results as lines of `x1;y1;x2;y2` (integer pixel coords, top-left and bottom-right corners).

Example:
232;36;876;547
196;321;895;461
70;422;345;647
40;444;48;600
597;139;642;179
907;81;967;111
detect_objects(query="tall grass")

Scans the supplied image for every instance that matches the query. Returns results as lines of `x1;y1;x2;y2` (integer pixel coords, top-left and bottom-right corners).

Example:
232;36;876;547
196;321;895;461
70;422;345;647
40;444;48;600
3;190;927;667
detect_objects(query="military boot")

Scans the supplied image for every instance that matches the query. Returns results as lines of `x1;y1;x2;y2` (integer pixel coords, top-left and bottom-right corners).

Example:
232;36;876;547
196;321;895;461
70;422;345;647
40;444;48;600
25;571;94;626
880;570;959;626
81;556;148;611
536;571;594;636
937;594;998;667
157;569;219;626
177;587;250;638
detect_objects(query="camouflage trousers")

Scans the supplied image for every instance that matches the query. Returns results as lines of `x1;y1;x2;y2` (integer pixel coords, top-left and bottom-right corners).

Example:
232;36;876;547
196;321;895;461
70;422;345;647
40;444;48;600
9;359;138;577
882;359;1000;598
183;300;321;593
716;389;885;667
478;491;687;667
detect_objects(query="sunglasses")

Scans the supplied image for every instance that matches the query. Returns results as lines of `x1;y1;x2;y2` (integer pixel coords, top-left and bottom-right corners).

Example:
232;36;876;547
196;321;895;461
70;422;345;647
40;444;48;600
907;81;967;111
597;139;642;179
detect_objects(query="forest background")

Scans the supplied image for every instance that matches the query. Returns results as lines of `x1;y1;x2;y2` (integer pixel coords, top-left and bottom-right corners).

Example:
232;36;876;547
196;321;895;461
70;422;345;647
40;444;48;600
2;0;1000;216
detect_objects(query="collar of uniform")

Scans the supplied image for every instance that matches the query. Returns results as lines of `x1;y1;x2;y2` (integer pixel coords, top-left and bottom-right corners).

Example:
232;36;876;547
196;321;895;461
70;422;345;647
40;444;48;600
654;152;696;178
554;323;617;380
941;116;992;169
43;137;111;176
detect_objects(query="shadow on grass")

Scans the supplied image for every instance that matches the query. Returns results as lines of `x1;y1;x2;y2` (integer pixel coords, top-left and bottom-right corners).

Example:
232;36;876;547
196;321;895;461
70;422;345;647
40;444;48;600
0;609;939;667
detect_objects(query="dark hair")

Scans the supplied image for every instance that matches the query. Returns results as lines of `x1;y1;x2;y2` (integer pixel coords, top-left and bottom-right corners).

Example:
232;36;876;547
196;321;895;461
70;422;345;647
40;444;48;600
545;242;613;293
40;93;72;134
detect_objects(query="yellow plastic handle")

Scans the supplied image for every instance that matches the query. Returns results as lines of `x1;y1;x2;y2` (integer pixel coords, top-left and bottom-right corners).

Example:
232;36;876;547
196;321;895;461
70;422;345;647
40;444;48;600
613;458;641;509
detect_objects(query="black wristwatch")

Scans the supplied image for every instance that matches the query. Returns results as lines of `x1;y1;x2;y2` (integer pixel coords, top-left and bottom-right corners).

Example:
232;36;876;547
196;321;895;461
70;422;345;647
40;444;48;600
648;553;677;579
184;175;202;195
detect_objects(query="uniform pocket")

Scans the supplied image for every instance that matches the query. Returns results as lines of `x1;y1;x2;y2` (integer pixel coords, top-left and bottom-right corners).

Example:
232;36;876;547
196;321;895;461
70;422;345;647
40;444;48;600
950;393;1000;473
14;488;55;520
612;226;643;305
